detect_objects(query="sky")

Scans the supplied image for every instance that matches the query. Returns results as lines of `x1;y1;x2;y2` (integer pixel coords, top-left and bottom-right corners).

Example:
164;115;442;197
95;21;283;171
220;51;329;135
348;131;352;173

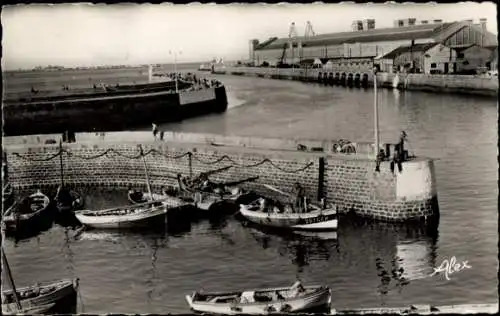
2;2;498;70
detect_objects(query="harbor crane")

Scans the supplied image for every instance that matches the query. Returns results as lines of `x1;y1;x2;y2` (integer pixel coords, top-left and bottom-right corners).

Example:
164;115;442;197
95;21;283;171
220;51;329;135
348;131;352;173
279;22;298;67
304;21;316;39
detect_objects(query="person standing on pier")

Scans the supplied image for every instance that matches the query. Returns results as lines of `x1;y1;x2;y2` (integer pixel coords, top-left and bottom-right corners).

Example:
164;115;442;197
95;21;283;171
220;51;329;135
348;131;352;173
292;182;306;213
398;131;407;161
152;123;159;140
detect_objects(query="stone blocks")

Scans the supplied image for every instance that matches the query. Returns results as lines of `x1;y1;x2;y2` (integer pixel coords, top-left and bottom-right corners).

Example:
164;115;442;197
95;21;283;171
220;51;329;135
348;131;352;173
4;137;439;222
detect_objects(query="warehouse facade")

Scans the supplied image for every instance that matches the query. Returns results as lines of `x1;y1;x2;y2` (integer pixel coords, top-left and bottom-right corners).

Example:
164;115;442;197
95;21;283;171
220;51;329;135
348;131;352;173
250;18;498;72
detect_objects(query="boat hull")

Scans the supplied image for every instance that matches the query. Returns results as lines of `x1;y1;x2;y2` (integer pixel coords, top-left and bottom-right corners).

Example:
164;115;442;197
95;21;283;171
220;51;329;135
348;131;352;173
128;192;187;209
240;206;338;231
2;192;52;234
186;286;331;315
56;190;84;213
75;205;167;229
1;279;78;315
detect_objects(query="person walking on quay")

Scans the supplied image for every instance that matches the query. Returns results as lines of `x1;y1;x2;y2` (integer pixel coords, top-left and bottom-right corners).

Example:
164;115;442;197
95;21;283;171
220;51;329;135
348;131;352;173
152;123;159;140
375;148;385;172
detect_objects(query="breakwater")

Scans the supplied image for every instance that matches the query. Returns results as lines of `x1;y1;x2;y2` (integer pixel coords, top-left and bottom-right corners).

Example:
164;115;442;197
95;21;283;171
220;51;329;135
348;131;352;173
4;131;439;223
215;66;498;97
2;86;228;136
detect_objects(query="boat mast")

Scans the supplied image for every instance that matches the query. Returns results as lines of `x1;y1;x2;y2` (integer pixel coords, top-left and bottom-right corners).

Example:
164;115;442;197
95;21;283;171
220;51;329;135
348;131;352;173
373;67;380;158
139;145;154;201
1;247;23;310
59;140;64;187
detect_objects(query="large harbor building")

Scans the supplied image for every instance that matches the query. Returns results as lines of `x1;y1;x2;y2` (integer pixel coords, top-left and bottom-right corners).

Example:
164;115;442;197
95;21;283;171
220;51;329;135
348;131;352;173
250;18;498;74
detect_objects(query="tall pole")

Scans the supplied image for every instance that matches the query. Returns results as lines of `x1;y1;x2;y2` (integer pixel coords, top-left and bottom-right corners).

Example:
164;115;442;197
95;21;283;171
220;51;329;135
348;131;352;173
139;145;154;201
59;140;64;187
373;67;380;158
174;52;178;93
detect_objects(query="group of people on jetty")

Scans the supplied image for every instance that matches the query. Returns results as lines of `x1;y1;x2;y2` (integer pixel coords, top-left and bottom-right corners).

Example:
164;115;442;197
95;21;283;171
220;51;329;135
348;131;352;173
28;71;222;95
375;130;410;174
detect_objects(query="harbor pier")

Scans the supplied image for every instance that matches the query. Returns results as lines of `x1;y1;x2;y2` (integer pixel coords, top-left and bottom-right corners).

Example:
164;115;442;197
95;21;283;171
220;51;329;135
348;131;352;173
3;131;439;223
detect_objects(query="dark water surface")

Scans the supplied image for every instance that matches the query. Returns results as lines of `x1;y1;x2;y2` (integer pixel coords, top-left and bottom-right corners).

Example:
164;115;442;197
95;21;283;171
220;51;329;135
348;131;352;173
3;70;498;313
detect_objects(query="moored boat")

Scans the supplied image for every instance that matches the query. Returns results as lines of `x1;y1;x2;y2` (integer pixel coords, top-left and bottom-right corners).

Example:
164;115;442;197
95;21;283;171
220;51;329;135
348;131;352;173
2;190;51;233
74;200;171;229
171;171;258;212
1;247;78;315
55;186;84;213
239;198;338;231
127;190;187;208
2;303;55;315
185;282;331;315
1;279;79;315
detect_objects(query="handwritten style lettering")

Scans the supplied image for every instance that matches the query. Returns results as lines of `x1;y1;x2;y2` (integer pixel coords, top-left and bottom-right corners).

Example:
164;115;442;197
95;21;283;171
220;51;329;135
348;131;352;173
429;256;471;280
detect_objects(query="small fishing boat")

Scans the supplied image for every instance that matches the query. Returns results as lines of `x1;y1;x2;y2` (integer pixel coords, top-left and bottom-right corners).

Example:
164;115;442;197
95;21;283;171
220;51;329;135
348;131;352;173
1;248;78;315
240;199;338;231
239;184;337;231
127;190;188;208
74;200;171;229
127;145;189;211
55;186;84;213
3;303;56;315
172;170;258;211
2;183;14;209
185;282;331;315
2;190;51;232
1;279;79;315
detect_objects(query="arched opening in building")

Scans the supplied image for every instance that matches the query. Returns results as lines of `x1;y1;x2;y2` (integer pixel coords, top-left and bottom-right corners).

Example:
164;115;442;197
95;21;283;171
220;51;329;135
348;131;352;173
347;73;354;87
354;73;361;87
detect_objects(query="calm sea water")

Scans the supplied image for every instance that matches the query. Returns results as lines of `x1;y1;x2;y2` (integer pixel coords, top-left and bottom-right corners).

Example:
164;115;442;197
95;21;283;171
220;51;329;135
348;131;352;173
3;68;498;313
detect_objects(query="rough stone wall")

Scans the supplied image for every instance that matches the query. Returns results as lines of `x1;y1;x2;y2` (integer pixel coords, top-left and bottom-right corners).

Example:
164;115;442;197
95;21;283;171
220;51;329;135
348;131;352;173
4;137;438;222
5;142;322;203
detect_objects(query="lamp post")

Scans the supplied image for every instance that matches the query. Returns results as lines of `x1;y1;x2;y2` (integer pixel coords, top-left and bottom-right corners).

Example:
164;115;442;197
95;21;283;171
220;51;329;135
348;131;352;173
169;50;182;93
373;66;380;158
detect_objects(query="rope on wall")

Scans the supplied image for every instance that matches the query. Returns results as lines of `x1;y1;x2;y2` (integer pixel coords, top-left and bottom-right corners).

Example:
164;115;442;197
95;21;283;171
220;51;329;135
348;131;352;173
8;146;314;173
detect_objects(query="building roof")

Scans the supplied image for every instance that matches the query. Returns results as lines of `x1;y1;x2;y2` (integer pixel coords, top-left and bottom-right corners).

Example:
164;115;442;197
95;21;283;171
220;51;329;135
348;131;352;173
255;21;469;50
378;43;440;59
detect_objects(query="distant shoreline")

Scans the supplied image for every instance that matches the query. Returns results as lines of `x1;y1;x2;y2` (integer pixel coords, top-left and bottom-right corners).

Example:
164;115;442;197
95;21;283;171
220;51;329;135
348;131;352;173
2;61;236;73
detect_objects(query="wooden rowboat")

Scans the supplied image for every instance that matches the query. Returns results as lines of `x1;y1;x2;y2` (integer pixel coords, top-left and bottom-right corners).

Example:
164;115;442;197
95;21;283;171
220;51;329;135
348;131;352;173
55;186;84;213
127;191;188;208
239;198;338;231
185;282;331;315
2;190;51;233
1;279;79;315
2;303;55;315
1;248;78;315
173;173;258;211
74;200;172;229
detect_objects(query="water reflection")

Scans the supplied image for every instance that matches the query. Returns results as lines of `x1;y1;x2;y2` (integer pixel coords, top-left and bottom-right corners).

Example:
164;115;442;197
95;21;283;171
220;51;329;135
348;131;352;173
240;216;438;298
244;223;339;272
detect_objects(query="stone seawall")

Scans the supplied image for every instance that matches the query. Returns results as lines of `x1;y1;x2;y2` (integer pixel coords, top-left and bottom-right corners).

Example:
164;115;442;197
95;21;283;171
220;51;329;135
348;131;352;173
216;66;498;97
3;132;439;223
